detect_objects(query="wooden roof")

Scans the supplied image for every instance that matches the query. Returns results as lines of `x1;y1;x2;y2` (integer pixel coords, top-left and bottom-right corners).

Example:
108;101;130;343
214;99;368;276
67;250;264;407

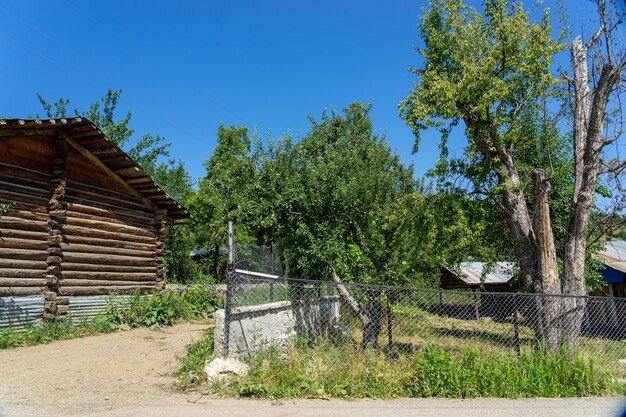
0;117;190;220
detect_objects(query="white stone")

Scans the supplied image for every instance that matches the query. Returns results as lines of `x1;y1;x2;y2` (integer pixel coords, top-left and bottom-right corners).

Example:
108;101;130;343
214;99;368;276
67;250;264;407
204;357;249;386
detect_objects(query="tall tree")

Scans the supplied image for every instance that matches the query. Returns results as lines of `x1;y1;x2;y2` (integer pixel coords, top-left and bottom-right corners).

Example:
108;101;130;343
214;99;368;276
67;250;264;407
400;0;624;347
250;103;415;346
561;0;625;344
188;123;255;281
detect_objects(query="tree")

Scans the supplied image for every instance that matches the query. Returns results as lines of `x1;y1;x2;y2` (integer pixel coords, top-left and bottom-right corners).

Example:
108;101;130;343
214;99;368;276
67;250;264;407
250;103;415;347
400;0;625;348
560;0;625;345
187;123;255;281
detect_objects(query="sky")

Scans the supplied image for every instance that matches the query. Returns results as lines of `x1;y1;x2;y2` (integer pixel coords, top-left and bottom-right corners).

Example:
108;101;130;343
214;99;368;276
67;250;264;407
0;0;597;183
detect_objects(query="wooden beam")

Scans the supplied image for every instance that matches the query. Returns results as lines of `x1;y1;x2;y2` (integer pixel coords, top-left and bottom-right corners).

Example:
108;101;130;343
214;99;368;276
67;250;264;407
64;136;157;211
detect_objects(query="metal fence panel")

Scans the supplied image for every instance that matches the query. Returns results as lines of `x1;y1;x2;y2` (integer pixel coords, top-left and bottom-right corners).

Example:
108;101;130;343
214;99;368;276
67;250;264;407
68;295;133;322
0;296;44;331
227;270;626;378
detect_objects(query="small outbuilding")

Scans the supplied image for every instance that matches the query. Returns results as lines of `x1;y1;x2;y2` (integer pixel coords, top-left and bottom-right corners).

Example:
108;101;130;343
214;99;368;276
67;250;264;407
440;262;517;292
0;118;190;328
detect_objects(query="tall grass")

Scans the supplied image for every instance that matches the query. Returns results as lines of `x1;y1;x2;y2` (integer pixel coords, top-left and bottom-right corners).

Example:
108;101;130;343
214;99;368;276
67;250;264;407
0;286;220;349
214;339;623;398
176;329;215;389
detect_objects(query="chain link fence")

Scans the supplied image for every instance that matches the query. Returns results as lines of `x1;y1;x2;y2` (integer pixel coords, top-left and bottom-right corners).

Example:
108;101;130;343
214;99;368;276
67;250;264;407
224;244;626;378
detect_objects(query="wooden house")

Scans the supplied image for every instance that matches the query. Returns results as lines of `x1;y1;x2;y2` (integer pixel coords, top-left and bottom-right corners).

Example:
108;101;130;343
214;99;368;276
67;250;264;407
0;118;190;326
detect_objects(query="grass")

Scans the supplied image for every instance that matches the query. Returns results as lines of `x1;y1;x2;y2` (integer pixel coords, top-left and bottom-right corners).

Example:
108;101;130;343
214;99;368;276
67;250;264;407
176;329;215;389
212;339;623;399
0;286;221;350
175;300;626;398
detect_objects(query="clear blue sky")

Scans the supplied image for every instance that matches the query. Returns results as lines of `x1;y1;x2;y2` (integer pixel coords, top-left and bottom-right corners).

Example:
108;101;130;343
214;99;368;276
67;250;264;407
0;0;594;183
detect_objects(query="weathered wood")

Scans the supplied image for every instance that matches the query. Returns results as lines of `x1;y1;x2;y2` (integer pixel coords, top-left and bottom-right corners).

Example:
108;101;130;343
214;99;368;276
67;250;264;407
60;243;154;258
57;208;157;231
65;136;157;211
58;234;155;251
0;247;49;261
0;217;49;232
0;228;49;241
0;258;47;269
57;216;155;238
0;199;47;213
61;251;156;266
0;287;45;296
59;279;160;287
65;185;152;212
61;262;156;273
0;161;51;182
0;278;47;287
3;209;49;222
0;237;48;250
67;178;149;207
62;194;152;219
0;179;50;198
58;224;156;244
0;268;47;278
0;190;49;206
62;270;155;281
62;201;154;225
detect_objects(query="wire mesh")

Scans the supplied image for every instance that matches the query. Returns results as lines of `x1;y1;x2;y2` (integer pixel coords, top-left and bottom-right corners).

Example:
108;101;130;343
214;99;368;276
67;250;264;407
233;243;283;276
227;269;626;376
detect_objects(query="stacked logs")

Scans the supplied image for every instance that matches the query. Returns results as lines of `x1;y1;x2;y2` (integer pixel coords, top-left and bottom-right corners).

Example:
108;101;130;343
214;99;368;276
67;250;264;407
44;136;67;318
54;147;161;296
0;137;54;298
0;135;167;310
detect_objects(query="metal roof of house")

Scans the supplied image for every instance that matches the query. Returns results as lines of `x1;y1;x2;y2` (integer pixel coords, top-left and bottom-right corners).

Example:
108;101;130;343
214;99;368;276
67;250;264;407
455;262;516;285
598;240;626;274
0;117;190;220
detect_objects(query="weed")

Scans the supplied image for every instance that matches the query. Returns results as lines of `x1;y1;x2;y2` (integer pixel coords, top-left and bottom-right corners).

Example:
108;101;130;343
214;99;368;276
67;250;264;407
176;329;215;389
213;340;622;399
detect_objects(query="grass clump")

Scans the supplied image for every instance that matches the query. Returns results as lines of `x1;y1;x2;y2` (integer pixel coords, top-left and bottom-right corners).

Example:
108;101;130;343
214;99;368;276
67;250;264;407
215;340;621;398
176;329;215;389
0;316;117;349
0;286;220;349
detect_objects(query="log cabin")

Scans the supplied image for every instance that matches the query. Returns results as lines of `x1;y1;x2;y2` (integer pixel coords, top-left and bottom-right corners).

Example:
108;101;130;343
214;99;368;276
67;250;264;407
0;118;190;327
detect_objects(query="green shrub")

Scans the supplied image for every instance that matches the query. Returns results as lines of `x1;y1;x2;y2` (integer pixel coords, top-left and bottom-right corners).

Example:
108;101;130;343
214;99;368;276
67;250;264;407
106;287;221;328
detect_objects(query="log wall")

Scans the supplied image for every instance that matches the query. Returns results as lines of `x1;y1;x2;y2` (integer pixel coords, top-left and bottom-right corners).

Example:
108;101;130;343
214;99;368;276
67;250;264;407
0;136;54;298
0;135;166;317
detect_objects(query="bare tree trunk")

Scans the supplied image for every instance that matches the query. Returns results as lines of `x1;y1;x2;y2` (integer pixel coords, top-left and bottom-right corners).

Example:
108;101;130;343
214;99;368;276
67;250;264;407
562;35;621;347
532;169;563;349
331;270;377;348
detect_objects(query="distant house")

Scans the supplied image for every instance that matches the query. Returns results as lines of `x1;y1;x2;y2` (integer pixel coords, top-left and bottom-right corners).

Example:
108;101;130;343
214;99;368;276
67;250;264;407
0;118;190;329
440;262;517;292
596;240;626;297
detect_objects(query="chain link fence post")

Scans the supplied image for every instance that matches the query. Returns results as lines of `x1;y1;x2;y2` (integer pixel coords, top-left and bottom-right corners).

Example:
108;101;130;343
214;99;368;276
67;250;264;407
224;219;235;357
513;293;521;356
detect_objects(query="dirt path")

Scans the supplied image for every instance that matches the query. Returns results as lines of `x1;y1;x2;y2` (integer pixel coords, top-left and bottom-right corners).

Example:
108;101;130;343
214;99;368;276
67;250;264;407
0;322;211;417
0;323;623;417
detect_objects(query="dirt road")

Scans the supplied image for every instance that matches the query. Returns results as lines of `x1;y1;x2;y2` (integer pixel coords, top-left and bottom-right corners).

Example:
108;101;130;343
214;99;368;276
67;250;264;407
0;323;623;417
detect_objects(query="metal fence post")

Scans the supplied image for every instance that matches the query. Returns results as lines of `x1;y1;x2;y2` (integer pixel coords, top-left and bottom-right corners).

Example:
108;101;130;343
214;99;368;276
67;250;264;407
513;293;521;356
269;244;274;303
387;290;394;352
224;220;235;357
